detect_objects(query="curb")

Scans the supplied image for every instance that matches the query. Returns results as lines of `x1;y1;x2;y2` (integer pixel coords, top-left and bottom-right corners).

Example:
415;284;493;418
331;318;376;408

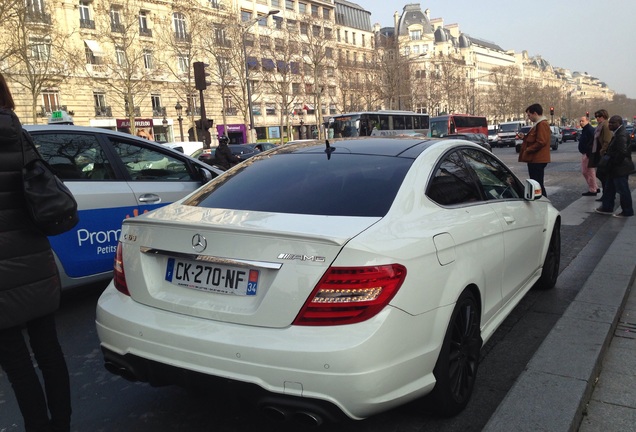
483;212;636;432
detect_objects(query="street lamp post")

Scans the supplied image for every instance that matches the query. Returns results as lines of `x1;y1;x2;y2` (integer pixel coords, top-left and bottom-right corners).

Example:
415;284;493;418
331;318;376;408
242;9;279;142
175;101;184;141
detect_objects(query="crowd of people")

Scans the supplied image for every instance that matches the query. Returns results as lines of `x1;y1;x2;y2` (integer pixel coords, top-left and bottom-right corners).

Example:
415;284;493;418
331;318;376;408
518;103;634;218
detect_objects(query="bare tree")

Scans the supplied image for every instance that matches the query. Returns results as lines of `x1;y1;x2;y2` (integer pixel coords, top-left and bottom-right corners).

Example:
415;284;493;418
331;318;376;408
155;0;211;140
91;0;163;135
259;23;302;143
200;8;256;141
3;1;79;123
486;65;522;122
294;15;336;138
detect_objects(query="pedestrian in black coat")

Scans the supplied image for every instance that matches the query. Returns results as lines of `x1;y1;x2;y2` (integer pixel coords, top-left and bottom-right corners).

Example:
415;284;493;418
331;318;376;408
0;73;72;432
578;116;599;195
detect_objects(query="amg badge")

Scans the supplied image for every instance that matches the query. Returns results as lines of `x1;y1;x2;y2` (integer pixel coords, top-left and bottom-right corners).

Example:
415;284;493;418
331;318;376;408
277;253;326;262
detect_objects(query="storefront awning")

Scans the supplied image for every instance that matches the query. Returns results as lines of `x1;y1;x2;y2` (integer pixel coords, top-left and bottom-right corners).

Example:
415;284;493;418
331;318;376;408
84;39;104;56
303;104;315;111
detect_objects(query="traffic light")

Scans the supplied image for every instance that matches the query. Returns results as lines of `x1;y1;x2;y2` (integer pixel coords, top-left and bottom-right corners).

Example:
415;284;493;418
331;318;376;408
193;62;210;90
550;107;554;116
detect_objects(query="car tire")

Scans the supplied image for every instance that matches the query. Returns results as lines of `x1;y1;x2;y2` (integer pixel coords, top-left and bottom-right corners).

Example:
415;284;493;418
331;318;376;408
428;290;482;417
534;222;560;290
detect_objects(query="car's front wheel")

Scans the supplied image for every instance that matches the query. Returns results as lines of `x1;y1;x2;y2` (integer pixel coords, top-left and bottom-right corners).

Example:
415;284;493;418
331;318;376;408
535;222;561;290
428;290;482;417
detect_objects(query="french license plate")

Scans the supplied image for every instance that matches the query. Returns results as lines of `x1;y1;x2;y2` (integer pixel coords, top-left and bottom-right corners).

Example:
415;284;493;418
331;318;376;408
165;257;259;295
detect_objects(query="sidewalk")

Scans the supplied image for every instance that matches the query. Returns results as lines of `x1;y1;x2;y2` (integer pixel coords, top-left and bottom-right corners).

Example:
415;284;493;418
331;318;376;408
483;196;636;432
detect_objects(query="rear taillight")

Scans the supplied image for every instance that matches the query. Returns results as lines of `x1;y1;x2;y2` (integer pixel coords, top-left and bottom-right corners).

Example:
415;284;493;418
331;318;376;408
293;264;407;326
113;242;130;296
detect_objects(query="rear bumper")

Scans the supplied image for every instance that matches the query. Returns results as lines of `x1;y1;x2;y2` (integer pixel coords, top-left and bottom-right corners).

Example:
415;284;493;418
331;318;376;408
96;284;448;420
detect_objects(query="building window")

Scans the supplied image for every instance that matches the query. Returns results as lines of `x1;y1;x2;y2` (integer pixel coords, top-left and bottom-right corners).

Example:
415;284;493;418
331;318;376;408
110;6;123;32
151;95;163;116
173;12;188;41
30;37;51;61
298;2;306;13
325;47;333;59
41;91;59;113
209;0;220;9
139;11;152;37
266;104;276;116
311;4;318;17
285;0;294;11
273;16;283;30
352;32;356;45
143;49;153;69
410;30;422;41
324;28;332;40
177;55;189;74
322;8;329;19
115;47;126;66
241;10;251;22
214;25;227;45
271;0;280;7
79;1;94;29
344;31;348;43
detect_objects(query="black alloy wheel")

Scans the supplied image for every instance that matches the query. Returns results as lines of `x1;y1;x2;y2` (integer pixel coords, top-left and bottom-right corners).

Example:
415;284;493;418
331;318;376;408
429;290;482;417
534;222;561;290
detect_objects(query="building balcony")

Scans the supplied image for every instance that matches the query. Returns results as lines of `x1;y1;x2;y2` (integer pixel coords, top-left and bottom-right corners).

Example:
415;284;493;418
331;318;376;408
152;107;167;117
224;107;237;116
95;106;113;117
174;33;191;43
26;11;52;25
186;107;201;116
37;105;68;117
139;27;153;37
80;19;95;29
111;23;125;33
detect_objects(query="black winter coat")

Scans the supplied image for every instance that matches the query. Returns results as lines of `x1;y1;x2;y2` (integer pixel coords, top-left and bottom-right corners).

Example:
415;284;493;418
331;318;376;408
0;108;60;329
578;123;595;155
605;125;634;178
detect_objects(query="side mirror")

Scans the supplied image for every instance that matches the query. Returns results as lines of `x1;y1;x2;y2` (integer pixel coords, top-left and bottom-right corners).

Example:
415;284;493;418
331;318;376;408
524;179;542;200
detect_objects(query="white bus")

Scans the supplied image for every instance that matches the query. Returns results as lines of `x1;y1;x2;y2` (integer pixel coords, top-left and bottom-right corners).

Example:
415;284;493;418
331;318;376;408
326;110;430;138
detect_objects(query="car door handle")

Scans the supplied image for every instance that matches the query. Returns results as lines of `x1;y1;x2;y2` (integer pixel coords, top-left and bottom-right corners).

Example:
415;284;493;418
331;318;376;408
138;193;161;204
503;215;515;225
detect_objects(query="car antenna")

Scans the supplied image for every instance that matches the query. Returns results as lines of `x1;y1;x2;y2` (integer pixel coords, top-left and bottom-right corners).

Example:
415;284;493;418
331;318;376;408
325;139;334;160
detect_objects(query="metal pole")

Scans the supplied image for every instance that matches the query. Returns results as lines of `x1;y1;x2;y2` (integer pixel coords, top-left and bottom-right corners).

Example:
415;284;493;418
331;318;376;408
243;37;254;135
178;116;184;141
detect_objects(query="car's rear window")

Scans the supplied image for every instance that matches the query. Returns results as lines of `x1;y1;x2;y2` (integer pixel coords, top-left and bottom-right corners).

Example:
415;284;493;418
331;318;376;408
185;153;412;217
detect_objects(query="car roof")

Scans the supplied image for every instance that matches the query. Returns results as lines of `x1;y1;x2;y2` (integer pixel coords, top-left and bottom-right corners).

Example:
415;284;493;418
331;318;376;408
264;137;453;159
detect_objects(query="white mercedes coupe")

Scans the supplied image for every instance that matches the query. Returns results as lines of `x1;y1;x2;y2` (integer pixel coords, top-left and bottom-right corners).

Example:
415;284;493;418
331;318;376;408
96;137;560;424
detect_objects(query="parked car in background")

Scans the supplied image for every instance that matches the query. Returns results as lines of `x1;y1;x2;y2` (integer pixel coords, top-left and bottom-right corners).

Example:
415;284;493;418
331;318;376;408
497;121;525;148
549;126;561;150
195;144;261;169
24;125;223;290
487;126;500;147
96;137;560;423
629;126;636;150
245;142;278;152
515;125;560;152
561;127;579;142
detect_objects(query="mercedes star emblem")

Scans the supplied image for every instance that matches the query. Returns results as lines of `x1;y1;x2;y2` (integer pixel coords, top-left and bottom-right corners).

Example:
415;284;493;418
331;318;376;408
191;234;207;253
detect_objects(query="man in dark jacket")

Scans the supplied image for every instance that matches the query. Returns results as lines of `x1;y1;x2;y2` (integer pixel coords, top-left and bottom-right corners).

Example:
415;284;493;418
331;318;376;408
578;116;599;196
595;115;634;217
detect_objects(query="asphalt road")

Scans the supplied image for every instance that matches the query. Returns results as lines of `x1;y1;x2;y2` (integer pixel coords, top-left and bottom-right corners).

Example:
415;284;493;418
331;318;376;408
1;142;634;432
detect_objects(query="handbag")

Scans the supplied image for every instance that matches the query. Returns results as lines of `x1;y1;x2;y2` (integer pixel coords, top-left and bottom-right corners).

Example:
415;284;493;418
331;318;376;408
21;131;79;236
596;154;611;180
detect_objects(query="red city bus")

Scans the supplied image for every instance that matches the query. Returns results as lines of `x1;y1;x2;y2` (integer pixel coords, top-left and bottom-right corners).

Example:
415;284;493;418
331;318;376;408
429;114;488;138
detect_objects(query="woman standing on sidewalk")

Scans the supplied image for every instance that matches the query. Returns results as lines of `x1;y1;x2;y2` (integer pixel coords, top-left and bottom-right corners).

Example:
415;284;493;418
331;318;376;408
0;73;72;431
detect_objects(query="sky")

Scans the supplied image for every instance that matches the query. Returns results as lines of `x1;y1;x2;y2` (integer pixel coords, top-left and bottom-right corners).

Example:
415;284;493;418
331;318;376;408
361;0;636;99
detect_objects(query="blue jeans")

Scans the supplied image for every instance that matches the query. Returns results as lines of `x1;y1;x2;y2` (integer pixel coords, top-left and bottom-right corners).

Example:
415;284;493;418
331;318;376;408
0;313;71;432
601;175;634;215
527;163;548;197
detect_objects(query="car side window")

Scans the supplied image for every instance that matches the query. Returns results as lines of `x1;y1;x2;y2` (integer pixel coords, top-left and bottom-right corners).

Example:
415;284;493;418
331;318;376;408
30;133;115;181
461;148;523;200
110;140;195;181
427;150;482;206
